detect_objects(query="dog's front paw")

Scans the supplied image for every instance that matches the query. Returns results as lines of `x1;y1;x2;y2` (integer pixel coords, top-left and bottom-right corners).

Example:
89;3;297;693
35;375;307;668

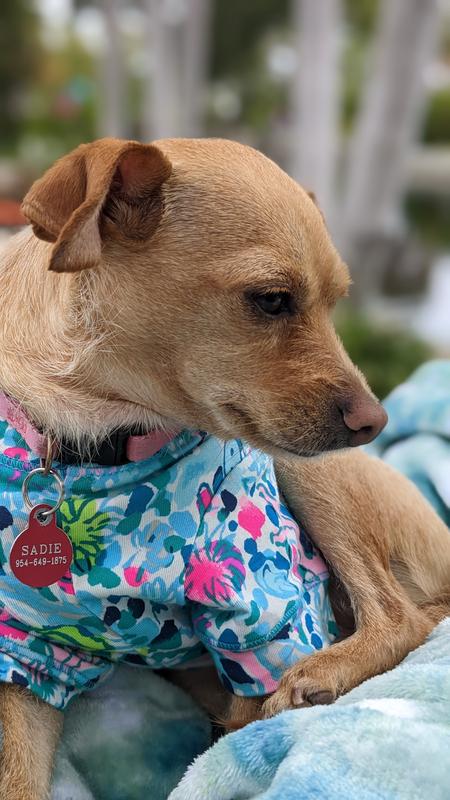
262;654;340;718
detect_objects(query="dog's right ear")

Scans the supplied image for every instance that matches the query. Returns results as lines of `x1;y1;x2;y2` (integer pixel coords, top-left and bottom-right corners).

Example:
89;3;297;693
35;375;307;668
21;138;172;273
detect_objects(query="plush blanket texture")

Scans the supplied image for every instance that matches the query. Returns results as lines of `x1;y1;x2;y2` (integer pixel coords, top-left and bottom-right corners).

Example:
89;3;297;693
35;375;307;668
169;617;450;800
367;359;450;525
51;666;211;800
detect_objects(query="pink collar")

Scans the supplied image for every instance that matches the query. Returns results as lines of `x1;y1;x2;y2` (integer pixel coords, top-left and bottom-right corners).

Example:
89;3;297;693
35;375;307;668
0;392;179;464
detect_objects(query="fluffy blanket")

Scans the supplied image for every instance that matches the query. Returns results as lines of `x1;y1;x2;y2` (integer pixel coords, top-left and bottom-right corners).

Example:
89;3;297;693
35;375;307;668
51;666;211;800
170;617;450;800
367;359;450;526
3;359;448;798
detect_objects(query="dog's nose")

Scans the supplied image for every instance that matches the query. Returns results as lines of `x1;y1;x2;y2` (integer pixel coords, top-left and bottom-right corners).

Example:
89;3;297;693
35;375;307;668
339;398;388;446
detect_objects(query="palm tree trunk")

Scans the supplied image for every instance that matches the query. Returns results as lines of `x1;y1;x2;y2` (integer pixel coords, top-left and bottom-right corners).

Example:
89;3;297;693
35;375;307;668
141;0;210;140
98;0;126;139
290;0;343;225
181;0;211;137
142;0;182;140
340;0;441;294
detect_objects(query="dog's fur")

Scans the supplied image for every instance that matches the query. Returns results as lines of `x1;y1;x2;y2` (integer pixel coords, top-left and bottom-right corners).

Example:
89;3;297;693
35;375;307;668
0;138;449;798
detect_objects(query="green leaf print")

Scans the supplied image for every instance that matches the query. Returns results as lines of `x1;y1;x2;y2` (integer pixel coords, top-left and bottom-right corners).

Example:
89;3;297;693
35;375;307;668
0;538;6;568
244;600;260;626
117;512;141;535
37;586;59;603
59;498;110;574
164;535;185;553
87;566;121;589
31;624;110;652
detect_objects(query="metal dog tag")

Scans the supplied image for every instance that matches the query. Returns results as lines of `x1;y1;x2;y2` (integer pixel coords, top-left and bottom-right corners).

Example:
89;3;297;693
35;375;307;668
10;504;73;588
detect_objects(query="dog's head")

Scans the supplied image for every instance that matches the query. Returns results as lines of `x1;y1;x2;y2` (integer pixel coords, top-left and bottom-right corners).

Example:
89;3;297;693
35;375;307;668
22;137;386;457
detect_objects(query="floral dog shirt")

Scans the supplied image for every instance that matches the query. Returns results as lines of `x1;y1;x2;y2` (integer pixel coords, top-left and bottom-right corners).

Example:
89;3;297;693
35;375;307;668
0;418;336;709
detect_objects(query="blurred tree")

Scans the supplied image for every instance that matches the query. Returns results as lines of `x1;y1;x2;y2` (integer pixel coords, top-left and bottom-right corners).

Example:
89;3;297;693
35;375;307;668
339;0;441;301
341;0;378;131
142;0;178;139
0;1;41;153
98;0;126;138
142;0;210;139
291;0;342;223
183;0;212;136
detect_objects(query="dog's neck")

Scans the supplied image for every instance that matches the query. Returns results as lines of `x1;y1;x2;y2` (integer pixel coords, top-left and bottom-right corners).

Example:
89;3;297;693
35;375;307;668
0;230;168;447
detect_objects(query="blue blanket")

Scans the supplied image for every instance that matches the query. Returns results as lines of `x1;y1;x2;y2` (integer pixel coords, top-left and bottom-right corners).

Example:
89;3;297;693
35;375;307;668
367;359;450;526
169;618;450;800
51;667;211;800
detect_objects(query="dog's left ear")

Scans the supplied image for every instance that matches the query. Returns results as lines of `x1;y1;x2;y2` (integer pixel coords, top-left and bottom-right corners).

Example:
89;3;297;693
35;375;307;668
305;189;326;223
21;138;172;273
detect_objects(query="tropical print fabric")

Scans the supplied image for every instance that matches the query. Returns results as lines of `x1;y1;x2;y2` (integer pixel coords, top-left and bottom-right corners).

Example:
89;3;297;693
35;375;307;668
0;418;336;709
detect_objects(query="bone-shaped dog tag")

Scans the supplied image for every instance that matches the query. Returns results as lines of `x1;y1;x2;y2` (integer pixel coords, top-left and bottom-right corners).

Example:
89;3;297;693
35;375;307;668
10;504;73;588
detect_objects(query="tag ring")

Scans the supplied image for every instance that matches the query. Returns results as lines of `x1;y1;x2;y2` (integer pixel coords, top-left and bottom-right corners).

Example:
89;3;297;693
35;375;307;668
22;467;65;518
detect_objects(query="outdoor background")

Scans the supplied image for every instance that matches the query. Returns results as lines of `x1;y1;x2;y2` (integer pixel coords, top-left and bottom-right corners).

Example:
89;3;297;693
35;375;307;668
1;0;449;399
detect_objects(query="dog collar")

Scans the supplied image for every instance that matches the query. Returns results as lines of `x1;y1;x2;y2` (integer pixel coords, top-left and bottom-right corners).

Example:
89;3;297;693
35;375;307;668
0;392;179;466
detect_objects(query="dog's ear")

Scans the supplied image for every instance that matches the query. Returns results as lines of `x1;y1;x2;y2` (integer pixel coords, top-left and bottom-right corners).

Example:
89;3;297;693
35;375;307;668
21;138;172;273
305;189;326;223
306;190;318;205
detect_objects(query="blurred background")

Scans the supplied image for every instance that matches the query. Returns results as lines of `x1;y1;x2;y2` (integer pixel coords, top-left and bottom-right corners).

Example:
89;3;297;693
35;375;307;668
1;0;449;398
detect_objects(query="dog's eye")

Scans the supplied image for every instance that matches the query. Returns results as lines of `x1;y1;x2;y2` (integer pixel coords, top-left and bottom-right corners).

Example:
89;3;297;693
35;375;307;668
250;291;293;317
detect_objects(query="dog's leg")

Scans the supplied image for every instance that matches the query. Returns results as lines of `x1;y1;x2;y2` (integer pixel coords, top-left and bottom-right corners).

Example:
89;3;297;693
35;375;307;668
0;684;62;800
387;473;450;621
226;696;265;731
263;450;445;717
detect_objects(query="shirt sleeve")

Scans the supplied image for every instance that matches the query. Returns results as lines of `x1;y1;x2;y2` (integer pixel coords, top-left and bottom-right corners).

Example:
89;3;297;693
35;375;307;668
0;610;113;709
185;446;337;697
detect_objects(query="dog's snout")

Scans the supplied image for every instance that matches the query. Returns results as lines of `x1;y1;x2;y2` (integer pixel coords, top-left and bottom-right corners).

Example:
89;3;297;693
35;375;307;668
339;398;388;447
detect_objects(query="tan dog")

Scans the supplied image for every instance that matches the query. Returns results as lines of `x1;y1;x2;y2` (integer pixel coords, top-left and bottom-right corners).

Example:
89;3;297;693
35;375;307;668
0;137;449;799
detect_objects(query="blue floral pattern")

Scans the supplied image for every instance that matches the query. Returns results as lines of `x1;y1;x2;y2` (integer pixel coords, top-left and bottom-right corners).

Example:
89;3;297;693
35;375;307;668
0;420;336;709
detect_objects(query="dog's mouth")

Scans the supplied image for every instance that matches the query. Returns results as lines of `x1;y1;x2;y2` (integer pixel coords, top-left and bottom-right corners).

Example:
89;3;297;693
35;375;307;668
216;402;327;459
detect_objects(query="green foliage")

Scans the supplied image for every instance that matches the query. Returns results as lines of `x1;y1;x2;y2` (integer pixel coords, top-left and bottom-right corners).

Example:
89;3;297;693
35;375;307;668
211;0;289;79
208;0;290;132
336;312;433;400
344;0;380;37
405;192;450;247
341;38;367;131
422;89;450;144
22;36;97;162
0;1;41;151
59;497;110;574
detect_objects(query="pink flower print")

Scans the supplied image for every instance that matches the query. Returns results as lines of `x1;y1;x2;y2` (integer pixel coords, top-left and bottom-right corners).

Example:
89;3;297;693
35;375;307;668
124;566;150;587
219;649;279;695
295;538;329;577
4;447;29;463
238;500;265;539
4;446;29;480
57;572;75;595
0;610;28;641
197;483;213;513
186;540;245;604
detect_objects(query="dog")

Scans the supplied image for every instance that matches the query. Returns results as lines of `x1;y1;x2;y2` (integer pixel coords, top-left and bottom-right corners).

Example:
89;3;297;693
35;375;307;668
0;137;448;799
